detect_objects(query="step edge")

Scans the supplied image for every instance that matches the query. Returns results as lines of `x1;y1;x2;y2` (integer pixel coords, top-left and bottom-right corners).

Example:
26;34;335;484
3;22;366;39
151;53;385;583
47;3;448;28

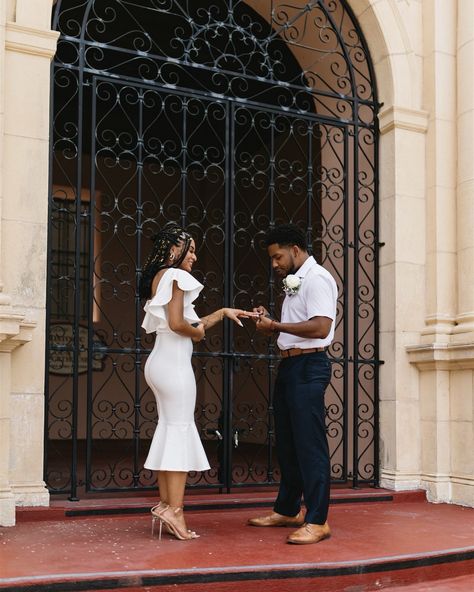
1;548;473;592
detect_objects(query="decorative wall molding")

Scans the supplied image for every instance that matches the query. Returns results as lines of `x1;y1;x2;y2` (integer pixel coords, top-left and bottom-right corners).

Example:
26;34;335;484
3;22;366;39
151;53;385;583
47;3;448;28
379;105;429;134
406;342;474;370
5;22;59;59
421;473;474;487
0;310;36;353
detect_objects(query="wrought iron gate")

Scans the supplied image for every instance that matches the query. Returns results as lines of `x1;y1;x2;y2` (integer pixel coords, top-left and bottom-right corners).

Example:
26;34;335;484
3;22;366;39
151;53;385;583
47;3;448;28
45;0;380;498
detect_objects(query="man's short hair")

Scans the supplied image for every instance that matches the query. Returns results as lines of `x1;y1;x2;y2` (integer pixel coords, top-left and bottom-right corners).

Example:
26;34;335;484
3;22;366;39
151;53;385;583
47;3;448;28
265;224;308;251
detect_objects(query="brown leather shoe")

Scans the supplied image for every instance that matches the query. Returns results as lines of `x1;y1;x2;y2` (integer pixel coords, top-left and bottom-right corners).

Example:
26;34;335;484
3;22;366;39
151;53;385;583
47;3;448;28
248;511;305;527
287;521;331;544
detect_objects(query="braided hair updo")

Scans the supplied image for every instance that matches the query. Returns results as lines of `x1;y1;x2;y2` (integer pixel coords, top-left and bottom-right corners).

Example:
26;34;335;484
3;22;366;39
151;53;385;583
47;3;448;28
139;222;192;300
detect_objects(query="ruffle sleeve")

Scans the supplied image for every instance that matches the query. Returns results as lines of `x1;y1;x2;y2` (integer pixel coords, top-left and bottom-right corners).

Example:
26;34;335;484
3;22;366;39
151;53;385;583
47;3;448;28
141;268;203;334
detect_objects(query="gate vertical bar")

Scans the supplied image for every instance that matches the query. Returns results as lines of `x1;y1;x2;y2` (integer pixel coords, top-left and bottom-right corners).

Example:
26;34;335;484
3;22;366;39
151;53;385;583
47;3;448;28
352;117;360;489
343;125;350;482
306;121;313;251
266;111;276;484
85;77;97;492
43;59;56;488
224;101;234;491
373;114;381;486
133;88;145;488
181;97;187;227
68;41;86;501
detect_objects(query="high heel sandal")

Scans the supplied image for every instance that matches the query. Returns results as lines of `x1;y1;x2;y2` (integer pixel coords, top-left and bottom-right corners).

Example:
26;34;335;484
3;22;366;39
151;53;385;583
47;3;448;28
157;505;199;541
151;502;171;537
151;501;169;517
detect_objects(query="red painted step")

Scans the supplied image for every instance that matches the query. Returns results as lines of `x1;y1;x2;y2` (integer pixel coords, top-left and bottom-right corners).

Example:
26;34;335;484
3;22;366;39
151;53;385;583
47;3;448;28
1;493;473;592
15;487;426;522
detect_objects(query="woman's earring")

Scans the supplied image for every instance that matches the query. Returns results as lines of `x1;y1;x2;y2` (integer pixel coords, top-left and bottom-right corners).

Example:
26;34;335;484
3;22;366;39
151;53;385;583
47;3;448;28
169;253;175;261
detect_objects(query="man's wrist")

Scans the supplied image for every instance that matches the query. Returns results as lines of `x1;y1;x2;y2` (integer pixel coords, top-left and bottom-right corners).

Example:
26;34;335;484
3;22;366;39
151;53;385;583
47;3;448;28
270;320;279;333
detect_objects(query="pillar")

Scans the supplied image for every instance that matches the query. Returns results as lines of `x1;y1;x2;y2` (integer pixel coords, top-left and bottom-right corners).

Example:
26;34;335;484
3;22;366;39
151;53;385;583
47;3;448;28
0;5;59;523
407;0;474;507
453;0;474;341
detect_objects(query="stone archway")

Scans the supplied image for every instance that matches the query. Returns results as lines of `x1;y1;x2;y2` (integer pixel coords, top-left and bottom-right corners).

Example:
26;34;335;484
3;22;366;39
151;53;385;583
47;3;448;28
1;0;433;524
44;0;380;497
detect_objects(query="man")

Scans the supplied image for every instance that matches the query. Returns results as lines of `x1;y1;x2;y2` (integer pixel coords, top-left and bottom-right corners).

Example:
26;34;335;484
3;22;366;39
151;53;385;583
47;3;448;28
248;224;337;544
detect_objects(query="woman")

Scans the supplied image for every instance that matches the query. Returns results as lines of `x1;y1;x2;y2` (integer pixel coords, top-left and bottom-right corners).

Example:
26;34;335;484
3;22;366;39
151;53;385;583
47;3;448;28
140;223;255;541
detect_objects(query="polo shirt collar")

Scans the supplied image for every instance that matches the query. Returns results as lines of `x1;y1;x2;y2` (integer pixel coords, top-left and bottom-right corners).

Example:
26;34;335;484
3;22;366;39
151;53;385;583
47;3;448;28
294;255;316;278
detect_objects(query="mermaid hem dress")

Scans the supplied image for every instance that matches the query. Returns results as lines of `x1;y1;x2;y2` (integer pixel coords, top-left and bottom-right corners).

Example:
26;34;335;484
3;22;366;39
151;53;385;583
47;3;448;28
142;268;210;472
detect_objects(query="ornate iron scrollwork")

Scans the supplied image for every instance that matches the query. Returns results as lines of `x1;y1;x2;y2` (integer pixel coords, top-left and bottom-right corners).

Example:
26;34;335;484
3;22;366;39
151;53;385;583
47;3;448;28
46;0;379;497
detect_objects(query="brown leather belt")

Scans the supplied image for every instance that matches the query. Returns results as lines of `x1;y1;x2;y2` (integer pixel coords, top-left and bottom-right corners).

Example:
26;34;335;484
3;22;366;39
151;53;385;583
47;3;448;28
280;347;326;358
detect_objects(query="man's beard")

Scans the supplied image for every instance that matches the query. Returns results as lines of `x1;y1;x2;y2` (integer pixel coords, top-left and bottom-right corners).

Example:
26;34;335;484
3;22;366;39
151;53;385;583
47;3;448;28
289;256;298;275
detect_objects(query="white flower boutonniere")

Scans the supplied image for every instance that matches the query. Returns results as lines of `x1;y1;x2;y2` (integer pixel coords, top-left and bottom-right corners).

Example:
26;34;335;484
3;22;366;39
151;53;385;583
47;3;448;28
282;274;302;296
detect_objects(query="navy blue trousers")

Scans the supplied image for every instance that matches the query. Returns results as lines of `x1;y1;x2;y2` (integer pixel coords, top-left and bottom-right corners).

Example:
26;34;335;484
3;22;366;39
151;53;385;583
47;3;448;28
273;351;332;525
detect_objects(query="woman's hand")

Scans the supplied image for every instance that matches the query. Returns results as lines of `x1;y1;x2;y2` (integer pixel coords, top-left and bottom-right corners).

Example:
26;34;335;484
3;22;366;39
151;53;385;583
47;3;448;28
223;308;259;327
191;323;205;342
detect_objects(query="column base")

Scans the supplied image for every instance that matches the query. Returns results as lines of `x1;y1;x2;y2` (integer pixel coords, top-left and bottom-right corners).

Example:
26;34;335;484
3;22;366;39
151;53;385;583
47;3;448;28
421;473;452;503
380;470;422;492
11;481;50;507
0;489;16;526
450;475;474;507
420;474;474;506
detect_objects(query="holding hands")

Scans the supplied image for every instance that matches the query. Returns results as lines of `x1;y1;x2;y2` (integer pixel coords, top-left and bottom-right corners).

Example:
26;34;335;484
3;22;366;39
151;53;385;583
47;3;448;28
193;306;275;342
223;307;260;327
193;307;259;341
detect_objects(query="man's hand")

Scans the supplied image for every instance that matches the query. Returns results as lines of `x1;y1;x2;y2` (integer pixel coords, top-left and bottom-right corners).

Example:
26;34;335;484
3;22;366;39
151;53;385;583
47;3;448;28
254;310;277;336
252;305;269;324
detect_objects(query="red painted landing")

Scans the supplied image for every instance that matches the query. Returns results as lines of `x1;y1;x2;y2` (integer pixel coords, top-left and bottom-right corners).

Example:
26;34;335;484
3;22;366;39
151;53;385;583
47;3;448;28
1;490;473;591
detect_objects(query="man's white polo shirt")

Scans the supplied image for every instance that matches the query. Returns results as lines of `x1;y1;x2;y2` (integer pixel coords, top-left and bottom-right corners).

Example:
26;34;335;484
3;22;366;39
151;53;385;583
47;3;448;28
277;255;338;350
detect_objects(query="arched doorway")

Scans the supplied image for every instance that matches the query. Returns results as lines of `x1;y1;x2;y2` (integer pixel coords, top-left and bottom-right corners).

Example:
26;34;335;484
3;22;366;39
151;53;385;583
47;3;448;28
45;0;380;499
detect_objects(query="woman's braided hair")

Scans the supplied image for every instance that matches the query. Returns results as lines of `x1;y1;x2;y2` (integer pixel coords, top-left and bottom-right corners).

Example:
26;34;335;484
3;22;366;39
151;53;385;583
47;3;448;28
139;222;192;299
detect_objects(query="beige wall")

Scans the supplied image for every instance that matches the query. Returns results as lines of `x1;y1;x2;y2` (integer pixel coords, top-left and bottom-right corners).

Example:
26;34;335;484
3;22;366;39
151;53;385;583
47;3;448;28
0;0;58;525
350;0;474;508
405;0;474;506
0;0;473;525
358;0;428;492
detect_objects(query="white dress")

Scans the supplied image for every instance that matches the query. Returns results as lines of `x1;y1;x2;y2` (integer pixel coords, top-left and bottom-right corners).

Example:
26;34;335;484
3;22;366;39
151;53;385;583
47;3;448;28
142;268;210;472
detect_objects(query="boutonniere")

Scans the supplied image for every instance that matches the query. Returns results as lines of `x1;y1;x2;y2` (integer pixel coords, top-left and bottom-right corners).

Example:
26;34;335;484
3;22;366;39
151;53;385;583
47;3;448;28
282;274;302;296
